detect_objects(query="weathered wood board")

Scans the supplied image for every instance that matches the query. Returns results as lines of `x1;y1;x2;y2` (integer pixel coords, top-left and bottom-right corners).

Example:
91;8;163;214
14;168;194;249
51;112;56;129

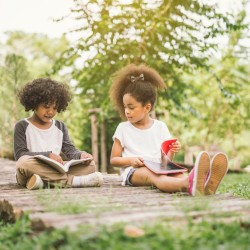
0;158;249;232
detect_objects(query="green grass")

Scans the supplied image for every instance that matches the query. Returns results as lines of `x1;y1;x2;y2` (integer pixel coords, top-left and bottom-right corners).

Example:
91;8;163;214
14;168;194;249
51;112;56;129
177;196;211;213
218;173;250;199
0;215;249;250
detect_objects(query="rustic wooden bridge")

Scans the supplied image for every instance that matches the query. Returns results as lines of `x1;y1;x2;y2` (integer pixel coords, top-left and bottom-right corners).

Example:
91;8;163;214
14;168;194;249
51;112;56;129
0;158;249;232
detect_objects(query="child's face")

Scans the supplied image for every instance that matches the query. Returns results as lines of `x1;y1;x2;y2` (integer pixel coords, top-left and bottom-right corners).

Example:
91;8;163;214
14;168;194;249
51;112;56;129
34;102;58;123
123;93;151;124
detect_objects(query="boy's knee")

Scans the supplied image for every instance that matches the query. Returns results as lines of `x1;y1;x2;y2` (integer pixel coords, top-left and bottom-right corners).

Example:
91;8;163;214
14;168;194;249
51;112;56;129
16;155;36;173
15;156;31;186
82;160;96;174
89;160;96;169
86;160;96;173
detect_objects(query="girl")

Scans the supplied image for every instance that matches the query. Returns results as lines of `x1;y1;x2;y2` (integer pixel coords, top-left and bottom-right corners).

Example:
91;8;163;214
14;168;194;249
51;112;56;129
14;78;103;189
109;64;228;196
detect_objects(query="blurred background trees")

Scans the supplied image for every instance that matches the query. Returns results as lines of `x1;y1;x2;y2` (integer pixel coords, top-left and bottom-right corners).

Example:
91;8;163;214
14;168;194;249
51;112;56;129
0;32;69;158
0;0;249;170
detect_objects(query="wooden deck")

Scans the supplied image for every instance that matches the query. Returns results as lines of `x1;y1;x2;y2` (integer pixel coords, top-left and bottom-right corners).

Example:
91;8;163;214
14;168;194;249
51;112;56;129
0;158;250;232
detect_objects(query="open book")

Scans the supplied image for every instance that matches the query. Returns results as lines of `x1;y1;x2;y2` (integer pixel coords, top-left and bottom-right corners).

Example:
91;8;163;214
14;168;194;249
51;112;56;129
34;155;92;174
144;139;187;175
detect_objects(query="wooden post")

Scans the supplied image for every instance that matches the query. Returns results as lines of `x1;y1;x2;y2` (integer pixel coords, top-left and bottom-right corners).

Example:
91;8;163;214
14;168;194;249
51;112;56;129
89;109;101;170
100;121;107;173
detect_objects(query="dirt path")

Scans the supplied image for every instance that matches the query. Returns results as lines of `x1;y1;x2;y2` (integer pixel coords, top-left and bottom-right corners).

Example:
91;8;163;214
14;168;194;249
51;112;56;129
0;158;249;232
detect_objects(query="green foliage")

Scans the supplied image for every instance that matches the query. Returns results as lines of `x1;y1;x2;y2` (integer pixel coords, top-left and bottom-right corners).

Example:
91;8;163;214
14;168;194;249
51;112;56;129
53;0;247;109
50;0;249;168
163;55;250;154
5;31;69;78
0;215;250;250
56;93;93;150
218;173;250;199
177;196;211;213
157;13;250;166
0;32;71;158
0;54;30;158
0;214;32;249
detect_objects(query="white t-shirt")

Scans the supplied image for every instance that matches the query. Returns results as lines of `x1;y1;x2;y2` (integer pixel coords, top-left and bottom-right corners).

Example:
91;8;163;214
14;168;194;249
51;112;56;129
112;119;171;185
14;118;82;161
25;118;63;155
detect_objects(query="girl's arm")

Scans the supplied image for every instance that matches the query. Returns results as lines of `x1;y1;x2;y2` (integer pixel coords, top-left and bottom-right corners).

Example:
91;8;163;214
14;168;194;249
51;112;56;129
167;140;181;161
110;138;144;168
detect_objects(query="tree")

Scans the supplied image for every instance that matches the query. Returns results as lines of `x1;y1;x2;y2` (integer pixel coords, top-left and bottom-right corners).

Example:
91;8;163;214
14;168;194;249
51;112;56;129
4;31;69;77
0;32;71;158
160;4;250;168
53;0;245;110
51;0;248;169
0;54;30;158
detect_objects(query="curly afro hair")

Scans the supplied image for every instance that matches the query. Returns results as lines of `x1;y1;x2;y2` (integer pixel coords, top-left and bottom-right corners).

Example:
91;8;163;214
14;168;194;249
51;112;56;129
18;78;72;113
110;64;166;119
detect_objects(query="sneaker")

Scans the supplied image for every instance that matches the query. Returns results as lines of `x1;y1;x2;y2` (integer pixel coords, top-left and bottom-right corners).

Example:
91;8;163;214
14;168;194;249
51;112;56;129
80;172;103;187
188;151;210;196
205;152;228;195
26;174;44;190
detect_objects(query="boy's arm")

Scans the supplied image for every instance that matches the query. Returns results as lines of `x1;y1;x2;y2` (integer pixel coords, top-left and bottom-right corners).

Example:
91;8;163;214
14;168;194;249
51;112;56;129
14;120;51;160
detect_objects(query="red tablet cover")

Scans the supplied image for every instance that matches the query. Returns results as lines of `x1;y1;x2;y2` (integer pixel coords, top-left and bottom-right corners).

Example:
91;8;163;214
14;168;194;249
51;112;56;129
161;139;177;155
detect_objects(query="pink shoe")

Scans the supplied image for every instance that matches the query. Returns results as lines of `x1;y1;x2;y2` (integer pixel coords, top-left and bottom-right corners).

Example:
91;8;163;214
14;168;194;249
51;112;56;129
188;151;210;196
205;152;228;195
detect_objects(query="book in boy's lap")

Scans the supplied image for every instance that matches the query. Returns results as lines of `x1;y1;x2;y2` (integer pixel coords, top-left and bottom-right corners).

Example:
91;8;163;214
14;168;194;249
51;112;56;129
34;155;92;174
144;139;187;175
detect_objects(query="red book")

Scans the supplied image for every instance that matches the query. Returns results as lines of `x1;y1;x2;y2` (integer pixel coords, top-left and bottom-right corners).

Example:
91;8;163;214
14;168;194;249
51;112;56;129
144;139;187;174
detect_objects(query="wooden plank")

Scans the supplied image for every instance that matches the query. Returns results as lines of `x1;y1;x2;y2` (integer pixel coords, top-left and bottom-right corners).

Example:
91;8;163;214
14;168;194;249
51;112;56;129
0;158;250;232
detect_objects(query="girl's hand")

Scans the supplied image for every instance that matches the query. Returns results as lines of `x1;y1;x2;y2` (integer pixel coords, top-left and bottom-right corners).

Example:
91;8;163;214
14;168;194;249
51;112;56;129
130;157;144;168
49;153;64;165
169;140;181;153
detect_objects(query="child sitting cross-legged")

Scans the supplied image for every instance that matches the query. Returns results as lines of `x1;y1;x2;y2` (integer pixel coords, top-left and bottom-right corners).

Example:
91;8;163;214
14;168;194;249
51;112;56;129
14;78;103;190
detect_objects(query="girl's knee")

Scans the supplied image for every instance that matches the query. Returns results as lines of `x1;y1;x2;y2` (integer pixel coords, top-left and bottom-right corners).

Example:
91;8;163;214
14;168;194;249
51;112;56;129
131;167;156;185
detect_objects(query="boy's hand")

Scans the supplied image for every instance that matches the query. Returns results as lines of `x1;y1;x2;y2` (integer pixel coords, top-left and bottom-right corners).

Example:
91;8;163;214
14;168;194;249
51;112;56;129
80;152;93;165
80;152;93;160
49;153;64;164
169;140;181;153
130;157;144;167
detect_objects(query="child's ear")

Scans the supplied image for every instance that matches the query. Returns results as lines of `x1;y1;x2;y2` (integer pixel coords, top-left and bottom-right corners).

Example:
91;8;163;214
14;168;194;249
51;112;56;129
145;103;152;112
